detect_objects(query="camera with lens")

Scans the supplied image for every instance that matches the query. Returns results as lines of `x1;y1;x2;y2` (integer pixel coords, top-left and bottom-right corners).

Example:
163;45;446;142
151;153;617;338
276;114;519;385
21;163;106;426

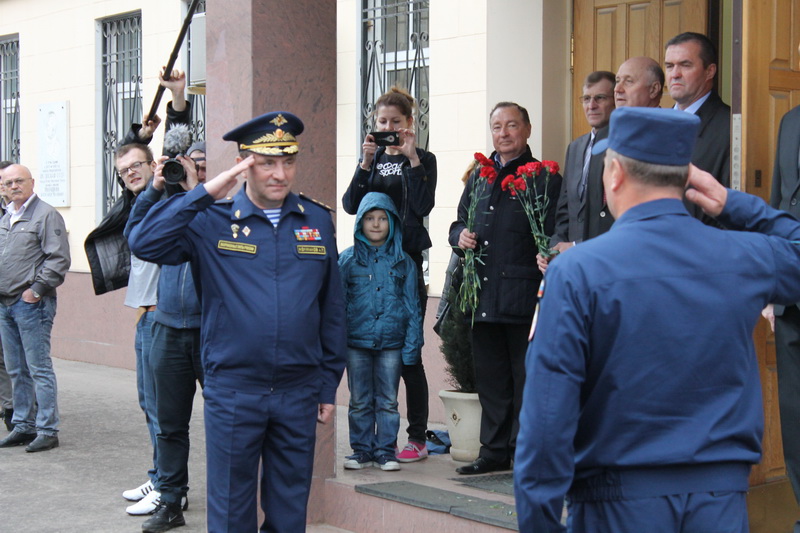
162;158;187;184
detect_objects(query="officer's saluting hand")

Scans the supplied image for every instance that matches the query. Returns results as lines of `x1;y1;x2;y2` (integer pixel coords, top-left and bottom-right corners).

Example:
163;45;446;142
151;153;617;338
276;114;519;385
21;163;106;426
197;155;254;200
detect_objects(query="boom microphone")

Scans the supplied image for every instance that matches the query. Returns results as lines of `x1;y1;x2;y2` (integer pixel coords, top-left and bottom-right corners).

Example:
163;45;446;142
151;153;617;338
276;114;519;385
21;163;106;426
162;124;193;184
163;123;192;158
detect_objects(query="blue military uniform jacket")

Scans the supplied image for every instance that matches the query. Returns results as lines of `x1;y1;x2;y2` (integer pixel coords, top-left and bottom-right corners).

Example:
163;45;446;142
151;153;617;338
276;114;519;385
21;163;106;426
127;184;346;404
514;191;800;531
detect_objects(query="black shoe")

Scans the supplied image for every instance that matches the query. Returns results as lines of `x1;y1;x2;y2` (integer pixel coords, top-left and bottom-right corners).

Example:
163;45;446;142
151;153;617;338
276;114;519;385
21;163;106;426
455;456;511;475
25;434;59;452
2;409;14;431
142;501;186;533
0;429;36;448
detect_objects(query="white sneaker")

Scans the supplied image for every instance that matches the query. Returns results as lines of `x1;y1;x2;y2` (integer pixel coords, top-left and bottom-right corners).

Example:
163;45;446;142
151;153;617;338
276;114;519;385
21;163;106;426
122;480;154;501
375;455;400;471
126;489;161;515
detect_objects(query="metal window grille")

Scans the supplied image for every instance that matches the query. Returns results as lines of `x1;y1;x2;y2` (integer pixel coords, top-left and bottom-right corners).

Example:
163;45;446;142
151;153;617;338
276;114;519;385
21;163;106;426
187;0;206;143
0;36;20;163
361;0;430;149
100;12;142;214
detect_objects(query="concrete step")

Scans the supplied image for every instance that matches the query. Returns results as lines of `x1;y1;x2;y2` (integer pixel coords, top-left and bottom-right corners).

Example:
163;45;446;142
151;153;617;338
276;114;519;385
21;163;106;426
316;475;515;533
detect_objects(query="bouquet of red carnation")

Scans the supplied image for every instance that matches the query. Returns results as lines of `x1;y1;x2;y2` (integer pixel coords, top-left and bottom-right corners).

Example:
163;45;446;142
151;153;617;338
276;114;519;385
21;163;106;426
502;160;560;258
457;152;497;324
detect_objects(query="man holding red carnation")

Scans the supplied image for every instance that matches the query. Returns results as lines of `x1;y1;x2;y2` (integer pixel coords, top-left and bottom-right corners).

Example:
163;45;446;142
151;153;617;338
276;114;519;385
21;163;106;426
448;102;562;475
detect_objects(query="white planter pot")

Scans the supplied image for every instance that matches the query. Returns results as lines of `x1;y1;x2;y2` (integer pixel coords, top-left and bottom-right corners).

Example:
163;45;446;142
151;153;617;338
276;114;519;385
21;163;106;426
438;389;482;463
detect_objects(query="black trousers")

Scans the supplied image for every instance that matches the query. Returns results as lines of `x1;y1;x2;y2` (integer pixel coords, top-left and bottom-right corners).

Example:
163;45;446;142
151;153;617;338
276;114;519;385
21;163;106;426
401;252;429;444
471;322;528;463
151;322;203;505
776;304;800;506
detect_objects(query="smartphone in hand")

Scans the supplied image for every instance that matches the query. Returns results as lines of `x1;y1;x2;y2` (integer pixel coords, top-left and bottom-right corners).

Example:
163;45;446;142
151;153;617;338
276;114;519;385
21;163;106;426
370;131;401;147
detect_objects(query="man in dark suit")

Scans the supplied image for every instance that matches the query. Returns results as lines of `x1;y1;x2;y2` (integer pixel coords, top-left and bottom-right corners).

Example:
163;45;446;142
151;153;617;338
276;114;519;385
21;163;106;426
539;71;615;273
766;83;800;533
665;32;730;188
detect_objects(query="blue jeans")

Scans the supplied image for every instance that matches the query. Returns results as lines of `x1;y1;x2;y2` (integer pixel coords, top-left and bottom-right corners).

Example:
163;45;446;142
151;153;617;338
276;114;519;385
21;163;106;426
0;295;58;435
135;311;159;482
151;323;203;504
0;340;13;411
346;347;402;458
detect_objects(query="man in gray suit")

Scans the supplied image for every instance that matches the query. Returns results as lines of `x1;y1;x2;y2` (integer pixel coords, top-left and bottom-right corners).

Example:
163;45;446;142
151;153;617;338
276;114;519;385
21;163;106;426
764;42;800;533
539;71;615;273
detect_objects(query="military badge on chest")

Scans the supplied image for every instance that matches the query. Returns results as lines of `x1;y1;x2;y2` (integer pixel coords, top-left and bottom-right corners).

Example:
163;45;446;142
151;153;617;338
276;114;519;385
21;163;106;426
229;223;252;239
294;227;321;241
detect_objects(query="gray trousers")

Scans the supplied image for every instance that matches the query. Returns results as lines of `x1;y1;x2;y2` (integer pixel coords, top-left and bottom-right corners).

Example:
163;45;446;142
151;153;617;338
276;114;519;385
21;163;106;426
776;304;800;506
0;340;12;411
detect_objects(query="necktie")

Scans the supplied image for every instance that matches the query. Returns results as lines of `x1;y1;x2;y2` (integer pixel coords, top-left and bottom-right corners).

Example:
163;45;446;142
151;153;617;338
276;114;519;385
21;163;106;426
579;133;595;200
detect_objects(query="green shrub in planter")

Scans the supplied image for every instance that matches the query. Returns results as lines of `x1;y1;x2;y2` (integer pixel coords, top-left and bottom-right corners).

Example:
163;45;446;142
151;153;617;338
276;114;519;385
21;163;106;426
439;284;476;393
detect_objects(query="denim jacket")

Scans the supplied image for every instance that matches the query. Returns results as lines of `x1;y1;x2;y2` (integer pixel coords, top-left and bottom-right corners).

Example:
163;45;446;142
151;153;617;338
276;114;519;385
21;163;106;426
124;184;200;329
339;192;422;364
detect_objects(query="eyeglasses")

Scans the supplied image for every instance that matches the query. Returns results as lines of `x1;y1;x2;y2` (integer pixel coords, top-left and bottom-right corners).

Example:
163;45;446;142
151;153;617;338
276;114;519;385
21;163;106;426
579;94;612;105
1;177;31;189
117;160;152;178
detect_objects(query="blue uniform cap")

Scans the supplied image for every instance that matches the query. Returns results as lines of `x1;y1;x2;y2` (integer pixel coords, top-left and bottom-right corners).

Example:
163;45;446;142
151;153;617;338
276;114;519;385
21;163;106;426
592;107;701;166
223;111;304;156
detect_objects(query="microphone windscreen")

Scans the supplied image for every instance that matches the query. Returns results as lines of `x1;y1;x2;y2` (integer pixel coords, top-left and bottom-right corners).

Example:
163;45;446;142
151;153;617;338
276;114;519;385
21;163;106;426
163;124;192;157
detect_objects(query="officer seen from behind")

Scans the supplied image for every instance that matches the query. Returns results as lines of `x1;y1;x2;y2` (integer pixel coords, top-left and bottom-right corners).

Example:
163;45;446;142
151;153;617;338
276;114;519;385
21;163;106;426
515;107;800;532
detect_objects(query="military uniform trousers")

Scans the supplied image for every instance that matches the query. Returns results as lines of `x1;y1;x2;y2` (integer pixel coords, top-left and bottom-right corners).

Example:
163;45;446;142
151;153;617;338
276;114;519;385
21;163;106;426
570;491;747;533
204;381;320;533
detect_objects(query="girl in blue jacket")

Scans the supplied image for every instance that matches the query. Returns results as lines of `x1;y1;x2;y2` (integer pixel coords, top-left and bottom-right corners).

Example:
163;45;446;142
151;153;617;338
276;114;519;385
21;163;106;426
339;192;422;471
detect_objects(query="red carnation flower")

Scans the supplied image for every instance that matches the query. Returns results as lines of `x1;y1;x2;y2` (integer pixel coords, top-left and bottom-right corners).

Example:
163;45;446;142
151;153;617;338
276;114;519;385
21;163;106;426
514;177;527;191
480;166;498;184
543;160;560;174
474;152;493;167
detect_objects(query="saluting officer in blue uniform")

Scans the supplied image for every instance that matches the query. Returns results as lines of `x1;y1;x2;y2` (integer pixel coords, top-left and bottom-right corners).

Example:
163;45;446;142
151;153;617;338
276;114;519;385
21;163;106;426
128;111;346;532
514;107;800;532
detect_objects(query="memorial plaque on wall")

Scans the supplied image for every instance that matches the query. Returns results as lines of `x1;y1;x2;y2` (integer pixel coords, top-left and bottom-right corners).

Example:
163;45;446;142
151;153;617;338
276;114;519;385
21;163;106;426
37;102;70;207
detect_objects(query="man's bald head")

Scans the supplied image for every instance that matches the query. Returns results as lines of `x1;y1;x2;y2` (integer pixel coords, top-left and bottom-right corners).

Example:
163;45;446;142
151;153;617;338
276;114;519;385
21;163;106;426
615;56;664;108
6;164;32;180
2;164;35;208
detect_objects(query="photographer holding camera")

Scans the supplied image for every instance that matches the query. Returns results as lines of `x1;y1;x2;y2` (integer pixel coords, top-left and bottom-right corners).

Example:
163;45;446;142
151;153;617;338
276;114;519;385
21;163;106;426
342;86;437;464
123;139;206;532
84;68;195;520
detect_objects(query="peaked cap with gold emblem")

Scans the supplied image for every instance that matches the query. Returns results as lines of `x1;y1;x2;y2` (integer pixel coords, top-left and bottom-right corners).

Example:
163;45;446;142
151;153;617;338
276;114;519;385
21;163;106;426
222;111;304;156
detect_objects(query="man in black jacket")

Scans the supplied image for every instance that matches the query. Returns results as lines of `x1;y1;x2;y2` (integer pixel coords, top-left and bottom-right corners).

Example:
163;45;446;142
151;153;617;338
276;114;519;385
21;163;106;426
763;40;800;533
83;69;194;516
665;32;730;208
449;102;561;475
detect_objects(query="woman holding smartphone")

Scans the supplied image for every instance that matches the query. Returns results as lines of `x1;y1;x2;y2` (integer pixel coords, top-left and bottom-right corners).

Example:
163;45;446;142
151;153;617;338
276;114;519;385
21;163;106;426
342;86;437;463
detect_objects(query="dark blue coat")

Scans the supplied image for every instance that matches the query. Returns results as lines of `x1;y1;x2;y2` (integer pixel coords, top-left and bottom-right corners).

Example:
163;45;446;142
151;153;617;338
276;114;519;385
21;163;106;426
338;192;422;364
514;191;800;531
127;185;346;403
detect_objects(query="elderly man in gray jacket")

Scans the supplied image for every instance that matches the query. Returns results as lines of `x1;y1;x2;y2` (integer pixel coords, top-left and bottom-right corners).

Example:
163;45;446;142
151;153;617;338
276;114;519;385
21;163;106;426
0;164;70;453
